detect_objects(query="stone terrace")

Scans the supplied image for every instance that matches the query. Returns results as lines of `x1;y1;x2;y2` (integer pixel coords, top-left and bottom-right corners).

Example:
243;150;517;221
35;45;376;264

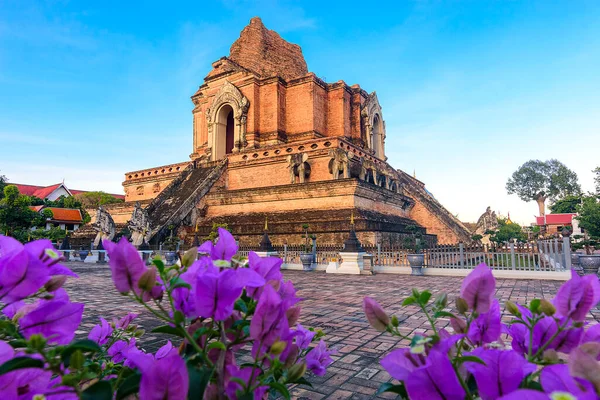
64;262;598;399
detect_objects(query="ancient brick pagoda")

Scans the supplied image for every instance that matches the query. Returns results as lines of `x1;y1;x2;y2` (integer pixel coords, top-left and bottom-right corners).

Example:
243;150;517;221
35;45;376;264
113;17;470;246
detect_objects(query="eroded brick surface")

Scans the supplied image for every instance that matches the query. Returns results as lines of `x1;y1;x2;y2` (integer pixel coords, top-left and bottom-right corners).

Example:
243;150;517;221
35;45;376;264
64;262;596;399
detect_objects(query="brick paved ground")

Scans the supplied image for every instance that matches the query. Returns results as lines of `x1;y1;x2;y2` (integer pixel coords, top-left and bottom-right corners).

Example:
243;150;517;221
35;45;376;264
64;262;599;399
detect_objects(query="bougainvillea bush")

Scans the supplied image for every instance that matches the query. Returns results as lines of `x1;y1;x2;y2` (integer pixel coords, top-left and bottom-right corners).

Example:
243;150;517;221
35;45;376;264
364;263;600;399
0;228;333;399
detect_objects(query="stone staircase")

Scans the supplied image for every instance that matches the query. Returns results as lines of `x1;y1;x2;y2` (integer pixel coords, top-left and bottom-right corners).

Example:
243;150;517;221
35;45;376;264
146;160;227;243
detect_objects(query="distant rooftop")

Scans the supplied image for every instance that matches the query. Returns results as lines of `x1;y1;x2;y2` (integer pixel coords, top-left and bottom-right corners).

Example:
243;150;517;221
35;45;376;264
11;182;124;201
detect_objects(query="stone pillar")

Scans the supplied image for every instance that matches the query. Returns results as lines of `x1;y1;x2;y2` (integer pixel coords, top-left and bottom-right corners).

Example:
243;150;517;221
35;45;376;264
96;240;107;265
327;223;367;275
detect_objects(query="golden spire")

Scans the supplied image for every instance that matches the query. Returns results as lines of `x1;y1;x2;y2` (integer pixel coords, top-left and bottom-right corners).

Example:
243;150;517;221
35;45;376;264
506;212;513;224
195;221;199;232
264;216;268;231
350;211;355;225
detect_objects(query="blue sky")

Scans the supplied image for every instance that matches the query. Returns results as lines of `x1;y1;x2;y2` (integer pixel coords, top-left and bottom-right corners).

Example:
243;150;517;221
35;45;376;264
1;0;599;224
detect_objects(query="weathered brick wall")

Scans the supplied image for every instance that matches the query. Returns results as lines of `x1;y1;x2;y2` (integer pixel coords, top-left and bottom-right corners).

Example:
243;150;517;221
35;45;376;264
229;17;308;82
409;201;461;244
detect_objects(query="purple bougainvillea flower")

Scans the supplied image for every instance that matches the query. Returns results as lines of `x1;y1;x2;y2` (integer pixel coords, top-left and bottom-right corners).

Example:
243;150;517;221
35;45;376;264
279;279;301;309
404;349;465;400
468;299;501;346
225;365;268;400
465;348;536;400
19;299;83;345
250;284;288;349
381;348;428;381
552;319;583;354
88;317;113;345
0;239;50;303
108;338;138;364
294;324;316;349
115;312;139;329
246;252;283;298
363;296;390;332
569;344;600;393
509;315;582;356
3;300;24;318
203;227;237;261
195;266;246;321
156;341;175;360
172;257;211;318
306;339;334;376
554;270;600;322
139;352;189;400
460;263;496;313
541;364;596;400
103;237;148;295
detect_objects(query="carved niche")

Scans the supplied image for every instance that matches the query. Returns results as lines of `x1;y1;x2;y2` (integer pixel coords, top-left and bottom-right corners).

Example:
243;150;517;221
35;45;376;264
206;81;250;158
361;92;386;159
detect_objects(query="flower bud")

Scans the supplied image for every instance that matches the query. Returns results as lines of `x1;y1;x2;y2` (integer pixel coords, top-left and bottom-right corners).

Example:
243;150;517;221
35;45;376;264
456;297;469;314
44;276;67;293
287;362;307;382
29;334;46;350
542;349;559;363
286;306;301;326
134;329;146;338
363;297;390;332
505;301;521;317
269;341;287;355
182;247;198;267
33;395;47;400
539;299;556;316
435;293;448;308
450;317;467;334
573;321;585;328
70;350;84;370
391;315;400;327
138;268;157;292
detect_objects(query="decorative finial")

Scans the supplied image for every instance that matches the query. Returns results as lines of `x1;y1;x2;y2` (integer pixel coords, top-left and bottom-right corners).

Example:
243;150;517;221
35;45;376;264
264;216;268;231
413;169;416;179
350;211;355;225
195;222;199;232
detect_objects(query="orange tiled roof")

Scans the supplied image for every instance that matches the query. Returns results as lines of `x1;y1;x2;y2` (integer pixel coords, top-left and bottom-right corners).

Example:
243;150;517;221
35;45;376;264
45;208;83;223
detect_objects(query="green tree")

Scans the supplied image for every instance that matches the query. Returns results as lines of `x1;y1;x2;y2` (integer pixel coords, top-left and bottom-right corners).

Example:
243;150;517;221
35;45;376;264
0;174;6;200
506;159;581;216
549;195;582;214
489;218;527;243
75;191;123;209
575;195;600;254
0;185;39;237
594;167;600;195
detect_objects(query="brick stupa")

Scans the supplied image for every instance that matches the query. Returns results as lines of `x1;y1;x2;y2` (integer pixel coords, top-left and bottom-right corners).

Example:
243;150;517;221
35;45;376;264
106;17;470;246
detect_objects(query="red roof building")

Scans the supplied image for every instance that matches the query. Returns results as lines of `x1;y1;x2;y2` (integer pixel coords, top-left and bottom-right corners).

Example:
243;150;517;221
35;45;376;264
29;206;84;231
12;182;124;201
534;213;581;235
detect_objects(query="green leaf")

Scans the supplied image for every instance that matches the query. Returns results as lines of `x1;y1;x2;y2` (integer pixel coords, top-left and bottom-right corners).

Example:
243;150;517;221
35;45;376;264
169;277;192;290
433;311;458;319
61;340;102;367
419;291;432;305
187;364;213;400
376;382;408;396
173;310;185;325
0;357;44;376
82;381;113;400
402;296;416;306
234;298;248;313
116;373;141;400
151;325;185;338
411;288;421;299
410;335;425;347
153;257;165;274
206;341;226;351
8;339;27;348
269;382;290;400
456;356;486;366
294;377;313;387
530;299;541;314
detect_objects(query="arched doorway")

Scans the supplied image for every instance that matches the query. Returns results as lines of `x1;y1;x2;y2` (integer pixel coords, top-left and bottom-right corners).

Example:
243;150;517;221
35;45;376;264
214;104;235;159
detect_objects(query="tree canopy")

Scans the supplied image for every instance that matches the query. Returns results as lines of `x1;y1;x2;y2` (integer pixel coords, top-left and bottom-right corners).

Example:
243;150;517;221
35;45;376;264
594;167;600;195
576;195;600;240
549;195;582;214
75;191;123;209
488;218;527;243
0;185;56;241
506;159;581;203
